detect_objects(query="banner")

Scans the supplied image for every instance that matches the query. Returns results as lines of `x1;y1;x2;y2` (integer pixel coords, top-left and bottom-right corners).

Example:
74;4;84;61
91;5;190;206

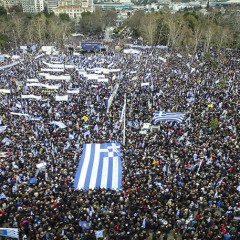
50;121;67;128
55;95;68;101
0;228;19;239
21;95;42;100
0;89;10;93
141;82;150;87
67;89;79;94
45;74;71;81
0;61;21;70
41;68;64;72
10;112;30;116
27;78;39;82
0;126;7;133
97;78;108;83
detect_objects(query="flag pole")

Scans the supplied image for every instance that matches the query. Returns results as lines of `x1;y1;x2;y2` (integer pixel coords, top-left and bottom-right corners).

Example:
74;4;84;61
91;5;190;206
123;93;127;145
196;158;203;175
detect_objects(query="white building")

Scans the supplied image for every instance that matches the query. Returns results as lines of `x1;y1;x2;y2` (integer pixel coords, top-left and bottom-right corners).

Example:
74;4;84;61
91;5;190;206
22;0;44;12
54;0;94;19
46;0;59;12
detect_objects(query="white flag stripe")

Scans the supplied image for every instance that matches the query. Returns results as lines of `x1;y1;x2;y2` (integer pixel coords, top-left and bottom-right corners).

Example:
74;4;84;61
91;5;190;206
101;157;109;188
77;144;92;189
89;144;101;189
74;143;122;189
112;156;119;189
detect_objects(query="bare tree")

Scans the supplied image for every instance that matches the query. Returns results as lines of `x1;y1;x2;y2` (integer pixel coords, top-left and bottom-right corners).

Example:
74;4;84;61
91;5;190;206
165;13;185;50
140;14;159;45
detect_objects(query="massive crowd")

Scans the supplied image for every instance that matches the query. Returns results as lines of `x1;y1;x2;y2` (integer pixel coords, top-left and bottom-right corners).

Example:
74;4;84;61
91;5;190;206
0;43;239;240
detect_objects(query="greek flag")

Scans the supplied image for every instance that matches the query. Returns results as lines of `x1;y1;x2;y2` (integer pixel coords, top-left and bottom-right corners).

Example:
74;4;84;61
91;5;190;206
153;111;185;124
95;230;104;239
0;228;19;239
0;126;7;133
74;143;122;189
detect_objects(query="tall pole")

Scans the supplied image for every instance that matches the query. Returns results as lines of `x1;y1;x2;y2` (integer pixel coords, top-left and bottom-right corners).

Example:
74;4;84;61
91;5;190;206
123;93;127;146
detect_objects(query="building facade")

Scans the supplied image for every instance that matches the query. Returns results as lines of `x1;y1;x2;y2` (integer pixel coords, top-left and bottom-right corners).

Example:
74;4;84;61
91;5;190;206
46;0;59;12
21;0;44;12
54;0;94;19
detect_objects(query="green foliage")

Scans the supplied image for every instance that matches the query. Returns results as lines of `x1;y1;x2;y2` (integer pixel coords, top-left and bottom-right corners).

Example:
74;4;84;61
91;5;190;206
209;118;219;129
204;52;211;60
81;11;92;18
79;9;117;35
183;12;198;31
219;78;227;88
8;4;23;14
59;13;71;22
211;59;218;68
0;33;9;49
0;6;7;17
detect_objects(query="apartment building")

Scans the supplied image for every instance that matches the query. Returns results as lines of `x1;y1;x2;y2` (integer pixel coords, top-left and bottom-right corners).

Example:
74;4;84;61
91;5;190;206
22;0;44;12
46;0;59;12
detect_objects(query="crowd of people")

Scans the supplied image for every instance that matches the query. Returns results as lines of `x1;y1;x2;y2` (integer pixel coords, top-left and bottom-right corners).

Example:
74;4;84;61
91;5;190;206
0;43;239;240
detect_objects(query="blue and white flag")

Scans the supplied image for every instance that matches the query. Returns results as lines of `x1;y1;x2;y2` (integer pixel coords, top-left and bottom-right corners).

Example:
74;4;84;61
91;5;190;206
0;126;7;133
153;111;185;124
0;228;19;239
50;121;67;129
74;143;122;189
95;230;104;239
79;221;90;230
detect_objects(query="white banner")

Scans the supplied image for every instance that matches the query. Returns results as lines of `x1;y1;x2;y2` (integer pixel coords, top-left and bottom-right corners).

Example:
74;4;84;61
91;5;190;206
123;49;141;54
36;162;47;169
21;95;42;100
35;53;45;59
67;89;79;94
0;126;7;133
45;75;71;81
141;82;150;87
26;83;42;87
86;74;104;80
97;78;108;83
39;73;50;77
10;112;30;116
50;121;67;128
0;89;10;93
27;78;39;82
41;68;64;72
55;95;68;101
0;61;21;70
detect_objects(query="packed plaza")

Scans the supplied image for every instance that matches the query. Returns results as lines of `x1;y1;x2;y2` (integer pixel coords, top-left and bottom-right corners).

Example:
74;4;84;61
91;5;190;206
0;42;239;240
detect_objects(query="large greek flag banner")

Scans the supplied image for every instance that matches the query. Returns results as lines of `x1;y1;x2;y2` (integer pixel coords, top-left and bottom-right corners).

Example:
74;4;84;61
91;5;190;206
0;228;19;239
74;143;122;189
153;111;185;124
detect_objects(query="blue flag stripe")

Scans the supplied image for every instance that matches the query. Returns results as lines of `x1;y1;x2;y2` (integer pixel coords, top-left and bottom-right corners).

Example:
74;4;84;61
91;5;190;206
95;153;104;188
74;143;122;189
84;144;96;189
73;144;87;188
89;144;101;188
153;112;185;124
107;155;113;189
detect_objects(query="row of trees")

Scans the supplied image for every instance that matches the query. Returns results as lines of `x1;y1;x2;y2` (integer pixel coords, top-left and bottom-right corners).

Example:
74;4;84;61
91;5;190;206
0;6;118;49
0;4;239;52
124;9;240;52
0;7;74;49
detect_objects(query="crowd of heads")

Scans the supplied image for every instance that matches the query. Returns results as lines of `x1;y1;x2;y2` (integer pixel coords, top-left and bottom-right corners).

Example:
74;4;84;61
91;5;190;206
0;43;239;240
